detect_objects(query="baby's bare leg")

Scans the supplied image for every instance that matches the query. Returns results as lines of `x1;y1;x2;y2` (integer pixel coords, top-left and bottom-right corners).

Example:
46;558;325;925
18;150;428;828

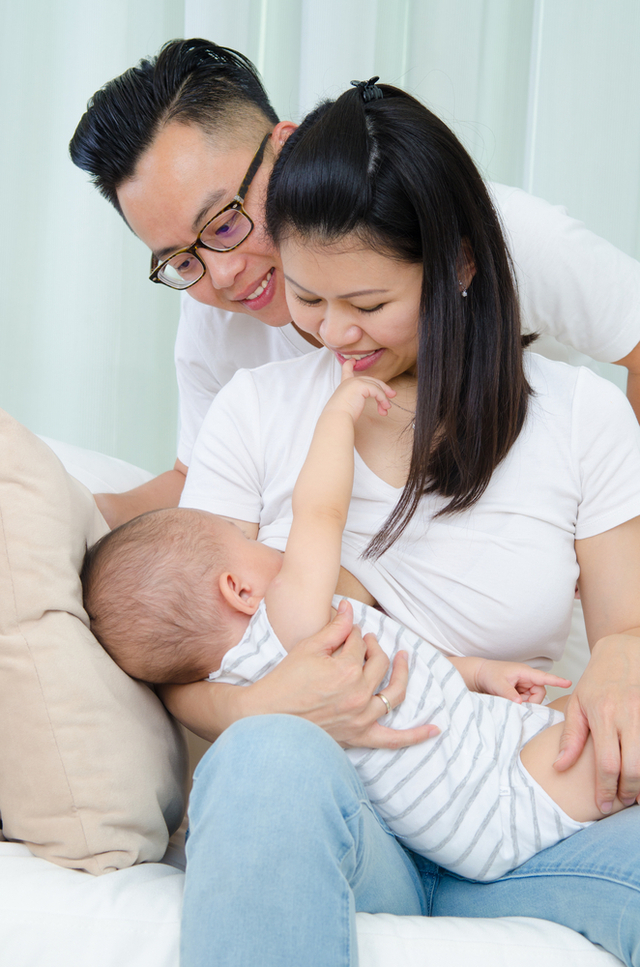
520;712;626;822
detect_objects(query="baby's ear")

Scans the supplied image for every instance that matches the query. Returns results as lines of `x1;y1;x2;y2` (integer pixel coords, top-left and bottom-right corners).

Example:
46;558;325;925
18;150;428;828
218;572;261;616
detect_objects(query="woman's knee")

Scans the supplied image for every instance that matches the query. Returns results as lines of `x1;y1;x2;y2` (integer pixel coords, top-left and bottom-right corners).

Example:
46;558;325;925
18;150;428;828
191;714;357;814
197;714;339;774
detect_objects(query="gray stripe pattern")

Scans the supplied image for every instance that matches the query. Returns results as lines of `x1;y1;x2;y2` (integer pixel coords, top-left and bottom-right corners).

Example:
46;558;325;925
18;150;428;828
213;597;589;880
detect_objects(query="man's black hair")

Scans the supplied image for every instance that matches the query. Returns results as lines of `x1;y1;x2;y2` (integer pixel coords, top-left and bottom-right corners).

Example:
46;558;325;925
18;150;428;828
69;38;279;215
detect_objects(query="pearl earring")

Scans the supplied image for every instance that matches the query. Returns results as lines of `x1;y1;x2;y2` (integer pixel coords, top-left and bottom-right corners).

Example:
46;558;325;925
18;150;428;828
458;279;468;298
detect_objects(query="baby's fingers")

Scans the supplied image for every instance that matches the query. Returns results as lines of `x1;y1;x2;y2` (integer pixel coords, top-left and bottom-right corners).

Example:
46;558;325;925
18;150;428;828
516;671;571;703
522;683;546;704
340;359;356;380
359;379;396;413
537;673;572;688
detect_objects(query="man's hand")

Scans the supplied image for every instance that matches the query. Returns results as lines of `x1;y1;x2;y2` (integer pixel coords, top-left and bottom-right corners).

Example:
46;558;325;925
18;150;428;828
94;460;187;529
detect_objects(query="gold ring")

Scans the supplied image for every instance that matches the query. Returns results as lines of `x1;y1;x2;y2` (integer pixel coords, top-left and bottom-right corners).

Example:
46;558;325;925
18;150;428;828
377;692;392;716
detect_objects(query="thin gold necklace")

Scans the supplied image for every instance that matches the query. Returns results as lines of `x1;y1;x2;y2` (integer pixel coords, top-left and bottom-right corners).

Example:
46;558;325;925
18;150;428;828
390;398;416;429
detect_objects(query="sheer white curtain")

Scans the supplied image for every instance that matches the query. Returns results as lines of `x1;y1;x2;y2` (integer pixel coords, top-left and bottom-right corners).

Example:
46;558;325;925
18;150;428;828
0;0;185;472
1;0;638;471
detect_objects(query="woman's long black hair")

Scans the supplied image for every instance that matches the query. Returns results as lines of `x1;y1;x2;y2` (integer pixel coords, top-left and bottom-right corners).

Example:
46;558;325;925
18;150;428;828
266;83;532;558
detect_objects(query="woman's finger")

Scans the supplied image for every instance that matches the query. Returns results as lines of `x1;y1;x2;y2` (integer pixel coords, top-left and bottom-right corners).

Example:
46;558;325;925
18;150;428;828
369;649;409;708
612;703;640;804
354;720;440;750
354;631;392;687
554;697;590;772
591;729;623;814
292;599;356;657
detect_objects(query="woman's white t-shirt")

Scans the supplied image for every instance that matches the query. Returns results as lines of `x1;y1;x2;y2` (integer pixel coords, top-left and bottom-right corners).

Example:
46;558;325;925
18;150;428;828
180;352;640;668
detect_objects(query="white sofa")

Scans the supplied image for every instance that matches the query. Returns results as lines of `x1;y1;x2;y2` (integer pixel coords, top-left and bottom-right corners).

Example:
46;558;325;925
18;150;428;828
0;434;624;967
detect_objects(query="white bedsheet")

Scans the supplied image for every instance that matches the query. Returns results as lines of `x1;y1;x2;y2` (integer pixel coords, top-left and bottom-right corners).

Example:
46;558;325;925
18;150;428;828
0;842;623;967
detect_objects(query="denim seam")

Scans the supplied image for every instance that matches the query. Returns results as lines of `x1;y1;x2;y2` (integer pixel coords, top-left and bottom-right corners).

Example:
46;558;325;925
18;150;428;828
478;870;640;890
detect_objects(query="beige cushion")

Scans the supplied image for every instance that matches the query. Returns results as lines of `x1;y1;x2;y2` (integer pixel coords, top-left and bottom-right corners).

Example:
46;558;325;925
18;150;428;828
0;410;187;874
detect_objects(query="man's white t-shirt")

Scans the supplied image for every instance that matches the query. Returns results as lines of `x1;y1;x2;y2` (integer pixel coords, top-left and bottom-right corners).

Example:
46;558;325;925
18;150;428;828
180;352;640;668
175;183;640;466
175;304;312;465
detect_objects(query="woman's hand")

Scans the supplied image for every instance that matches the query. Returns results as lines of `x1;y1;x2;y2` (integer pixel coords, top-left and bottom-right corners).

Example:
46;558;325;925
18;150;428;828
554;629;640;812
568;517;640;812
161;601;439;749
242;600;439;748
465;657;571;704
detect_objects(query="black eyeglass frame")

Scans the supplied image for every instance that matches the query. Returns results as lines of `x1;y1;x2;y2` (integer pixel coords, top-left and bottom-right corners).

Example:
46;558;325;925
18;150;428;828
149;132;272;289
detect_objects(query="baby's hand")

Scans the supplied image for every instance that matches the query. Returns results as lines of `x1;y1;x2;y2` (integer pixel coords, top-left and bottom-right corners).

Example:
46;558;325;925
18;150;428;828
324;359;396;421
474;659;571;705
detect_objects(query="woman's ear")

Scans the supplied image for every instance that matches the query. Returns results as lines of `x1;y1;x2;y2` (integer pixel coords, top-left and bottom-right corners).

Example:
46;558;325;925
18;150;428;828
218;572;261;616
457;238;477;291
271;121;298;157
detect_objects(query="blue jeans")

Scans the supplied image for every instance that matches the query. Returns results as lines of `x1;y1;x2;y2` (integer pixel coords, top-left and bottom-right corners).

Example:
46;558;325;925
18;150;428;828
181;715;640;967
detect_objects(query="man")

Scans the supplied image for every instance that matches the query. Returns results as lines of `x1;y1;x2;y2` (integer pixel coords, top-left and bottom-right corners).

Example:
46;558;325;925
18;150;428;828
70;38;640;529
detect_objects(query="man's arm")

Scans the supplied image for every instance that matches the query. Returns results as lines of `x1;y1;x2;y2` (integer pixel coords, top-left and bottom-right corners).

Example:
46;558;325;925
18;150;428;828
94;458;187;529
614;341;640;422
492;184;640;374
266;368;393;650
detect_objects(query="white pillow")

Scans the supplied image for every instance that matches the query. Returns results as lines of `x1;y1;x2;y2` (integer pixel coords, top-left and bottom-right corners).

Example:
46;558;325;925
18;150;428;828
38;436;154;494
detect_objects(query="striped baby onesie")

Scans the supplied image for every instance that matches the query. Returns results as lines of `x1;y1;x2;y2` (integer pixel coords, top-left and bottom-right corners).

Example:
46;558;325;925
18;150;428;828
208;597;589;881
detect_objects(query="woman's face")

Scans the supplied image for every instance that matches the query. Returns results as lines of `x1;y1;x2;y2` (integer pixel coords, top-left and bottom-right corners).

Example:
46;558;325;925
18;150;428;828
280;234;423;382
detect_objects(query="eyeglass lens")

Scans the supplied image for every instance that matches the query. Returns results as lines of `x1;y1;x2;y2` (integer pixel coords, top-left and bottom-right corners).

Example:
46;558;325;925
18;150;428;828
157;208;253;287
200;208;252;251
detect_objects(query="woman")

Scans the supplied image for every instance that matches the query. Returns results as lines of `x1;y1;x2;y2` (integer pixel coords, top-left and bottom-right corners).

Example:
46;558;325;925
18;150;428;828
169;81;640;966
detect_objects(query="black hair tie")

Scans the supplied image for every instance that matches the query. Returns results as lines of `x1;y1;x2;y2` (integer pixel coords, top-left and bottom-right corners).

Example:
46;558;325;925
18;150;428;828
350;76;383;103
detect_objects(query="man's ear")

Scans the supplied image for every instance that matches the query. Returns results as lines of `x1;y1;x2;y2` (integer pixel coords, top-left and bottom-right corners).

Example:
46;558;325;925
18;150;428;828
218;572;261;616
271;121;298;157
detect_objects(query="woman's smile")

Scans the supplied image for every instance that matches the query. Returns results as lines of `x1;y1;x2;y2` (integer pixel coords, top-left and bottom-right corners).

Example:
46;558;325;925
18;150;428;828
335;348;386;371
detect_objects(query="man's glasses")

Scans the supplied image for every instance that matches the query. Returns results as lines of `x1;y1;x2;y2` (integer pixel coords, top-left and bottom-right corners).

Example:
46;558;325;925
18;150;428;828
149;132;271;290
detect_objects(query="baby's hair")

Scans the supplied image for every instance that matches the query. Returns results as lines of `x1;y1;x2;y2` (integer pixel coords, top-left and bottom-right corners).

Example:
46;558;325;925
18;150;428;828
81;508;231;683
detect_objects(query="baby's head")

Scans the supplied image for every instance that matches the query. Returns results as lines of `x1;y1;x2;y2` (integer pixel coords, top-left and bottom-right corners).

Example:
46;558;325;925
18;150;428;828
81;508;282;684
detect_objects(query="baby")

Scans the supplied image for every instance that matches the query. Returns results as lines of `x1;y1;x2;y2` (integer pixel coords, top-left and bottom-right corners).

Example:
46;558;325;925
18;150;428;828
82;365;626;881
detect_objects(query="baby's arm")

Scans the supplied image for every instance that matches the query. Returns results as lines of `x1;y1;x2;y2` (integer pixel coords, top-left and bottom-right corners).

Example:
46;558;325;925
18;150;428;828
266;363;394;650
450;656;571;704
